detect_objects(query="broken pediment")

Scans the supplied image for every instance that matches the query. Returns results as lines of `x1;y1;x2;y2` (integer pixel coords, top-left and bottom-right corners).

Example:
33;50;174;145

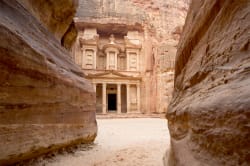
79;35;99;46
79;28;99;46
124;31;142;49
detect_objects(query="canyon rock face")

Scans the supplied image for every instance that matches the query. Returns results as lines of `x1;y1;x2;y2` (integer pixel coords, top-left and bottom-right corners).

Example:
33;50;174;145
0;0;97;165
75;0;189;113
17;0;78;48
166;0;250;165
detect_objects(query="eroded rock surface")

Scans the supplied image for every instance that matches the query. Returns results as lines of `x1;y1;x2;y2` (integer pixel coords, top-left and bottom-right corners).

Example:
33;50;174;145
166;0;250;165
0;0;97;165
17;0;78;47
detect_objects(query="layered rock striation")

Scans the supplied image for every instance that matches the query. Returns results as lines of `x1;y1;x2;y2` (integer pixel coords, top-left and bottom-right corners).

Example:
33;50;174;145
166;0;250;165
0;0;97;165
17;0;78;48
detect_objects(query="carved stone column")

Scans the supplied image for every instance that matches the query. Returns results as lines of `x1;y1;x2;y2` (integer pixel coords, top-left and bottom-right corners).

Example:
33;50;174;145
93;83;96;92
115;52;118;70
81;48;84;68
106;53;109;70
137;51;139;71
117;84;121;114
126;84;130;113
126;52;130;71
94;50;97;69
102;83;107;114
137;83;140;113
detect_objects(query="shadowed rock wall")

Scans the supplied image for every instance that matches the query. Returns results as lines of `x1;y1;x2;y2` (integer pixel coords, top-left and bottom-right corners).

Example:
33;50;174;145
165;0;250;165
17;0;78;48
0;0;97;165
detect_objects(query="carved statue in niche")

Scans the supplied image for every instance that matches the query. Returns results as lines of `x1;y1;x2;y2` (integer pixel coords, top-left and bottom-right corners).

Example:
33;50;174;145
129;52;137;71
130;86;137;104
85;49;94;68
109;34;115;44
97;51;105;69
109;51;115;69
118;53;126;70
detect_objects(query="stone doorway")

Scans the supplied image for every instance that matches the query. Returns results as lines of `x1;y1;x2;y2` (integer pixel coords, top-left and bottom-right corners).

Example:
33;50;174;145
108;94;117;112
107;84;117;112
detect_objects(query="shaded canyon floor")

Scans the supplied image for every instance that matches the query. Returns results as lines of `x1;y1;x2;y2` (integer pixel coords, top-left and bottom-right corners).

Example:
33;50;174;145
22;118;169;166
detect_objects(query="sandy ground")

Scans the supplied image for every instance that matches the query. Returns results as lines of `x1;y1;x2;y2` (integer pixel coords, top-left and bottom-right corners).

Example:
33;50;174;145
29;118;170;166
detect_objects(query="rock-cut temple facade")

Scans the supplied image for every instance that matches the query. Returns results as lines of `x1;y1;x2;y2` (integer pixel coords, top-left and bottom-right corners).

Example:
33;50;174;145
71;0;182;114
72;26;144;114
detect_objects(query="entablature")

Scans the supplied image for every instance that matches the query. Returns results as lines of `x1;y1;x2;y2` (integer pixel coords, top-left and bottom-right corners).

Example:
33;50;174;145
86;70;141;81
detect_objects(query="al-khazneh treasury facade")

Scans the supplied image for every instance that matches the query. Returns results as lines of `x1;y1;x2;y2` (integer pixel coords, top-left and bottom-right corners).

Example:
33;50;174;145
72;26;145;114
71;2;178;114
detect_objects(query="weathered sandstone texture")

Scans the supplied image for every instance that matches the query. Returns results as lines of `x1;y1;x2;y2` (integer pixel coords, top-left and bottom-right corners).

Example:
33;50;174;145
17;0;78;48
166;0;250;165
0;0;97;165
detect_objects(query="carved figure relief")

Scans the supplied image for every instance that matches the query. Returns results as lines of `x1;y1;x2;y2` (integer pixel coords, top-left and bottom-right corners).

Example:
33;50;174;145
118;53;126;70
130;86;137;104
109;51;116;69
85;49;94;68
129;52;137;71
109;34;115;44
97;51;106;69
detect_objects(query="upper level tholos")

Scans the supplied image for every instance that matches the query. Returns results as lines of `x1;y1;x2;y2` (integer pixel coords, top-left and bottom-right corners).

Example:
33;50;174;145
72;27;143;75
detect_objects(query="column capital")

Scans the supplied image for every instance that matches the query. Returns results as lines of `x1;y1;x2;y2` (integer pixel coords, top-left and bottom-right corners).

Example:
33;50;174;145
93;83;96;92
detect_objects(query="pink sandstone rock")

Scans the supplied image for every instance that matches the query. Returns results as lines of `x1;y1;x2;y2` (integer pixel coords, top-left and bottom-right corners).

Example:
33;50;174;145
0;0;97;165
165;0;250;165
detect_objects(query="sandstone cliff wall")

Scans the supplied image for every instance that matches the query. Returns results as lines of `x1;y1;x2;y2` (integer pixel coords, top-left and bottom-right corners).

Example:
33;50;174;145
0;0;97;165
166;0;250;165
17;0;78;49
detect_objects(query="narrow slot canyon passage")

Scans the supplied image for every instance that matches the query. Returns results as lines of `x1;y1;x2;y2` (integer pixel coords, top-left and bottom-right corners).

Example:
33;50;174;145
1;0;249;165
27;118;169;166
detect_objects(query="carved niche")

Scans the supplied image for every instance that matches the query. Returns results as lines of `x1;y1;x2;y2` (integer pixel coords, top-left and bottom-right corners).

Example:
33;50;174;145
118;53;126;70
97;51;106;70
109;51;116;70
84;49;94;69
103;34;121;70
129;52;137;71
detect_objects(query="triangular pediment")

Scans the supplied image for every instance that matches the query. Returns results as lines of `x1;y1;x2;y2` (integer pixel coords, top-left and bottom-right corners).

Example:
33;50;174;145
86;70;141;80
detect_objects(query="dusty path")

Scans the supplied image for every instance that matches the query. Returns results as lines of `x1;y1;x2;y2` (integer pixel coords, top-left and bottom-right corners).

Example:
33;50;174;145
31;118;170;166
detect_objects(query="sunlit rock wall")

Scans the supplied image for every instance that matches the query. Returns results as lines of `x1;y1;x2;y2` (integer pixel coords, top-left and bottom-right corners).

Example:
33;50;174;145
166;0;250;165
0;0;97;165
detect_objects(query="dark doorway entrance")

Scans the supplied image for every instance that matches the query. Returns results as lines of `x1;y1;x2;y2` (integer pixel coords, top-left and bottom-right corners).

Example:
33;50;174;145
108;94;117;111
